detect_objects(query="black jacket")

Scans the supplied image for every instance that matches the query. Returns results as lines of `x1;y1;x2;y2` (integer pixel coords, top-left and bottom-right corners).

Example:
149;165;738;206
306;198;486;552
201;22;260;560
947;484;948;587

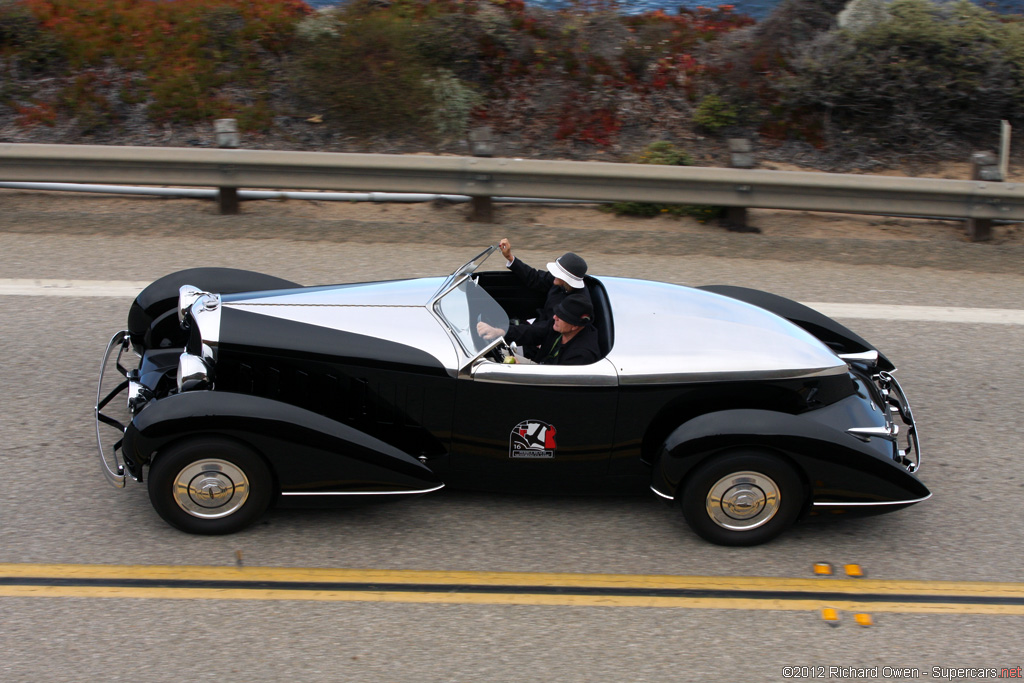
519;323;601;366
505;257;590;344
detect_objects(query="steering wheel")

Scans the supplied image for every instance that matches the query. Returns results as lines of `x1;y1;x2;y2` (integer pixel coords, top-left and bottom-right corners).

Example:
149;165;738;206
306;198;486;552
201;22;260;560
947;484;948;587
488;342;511;363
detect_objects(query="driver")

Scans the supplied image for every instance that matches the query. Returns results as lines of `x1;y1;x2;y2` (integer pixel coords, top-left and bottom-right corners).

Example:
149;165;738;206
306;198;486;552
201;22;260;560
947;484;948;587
510;294;600;366
476;238;590;344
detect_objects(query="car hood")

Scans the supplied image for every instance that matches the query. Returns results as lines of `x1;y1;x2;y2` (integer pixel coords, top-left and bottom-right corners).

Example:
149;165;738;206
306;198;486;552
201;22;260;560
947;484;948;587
218;277;461;373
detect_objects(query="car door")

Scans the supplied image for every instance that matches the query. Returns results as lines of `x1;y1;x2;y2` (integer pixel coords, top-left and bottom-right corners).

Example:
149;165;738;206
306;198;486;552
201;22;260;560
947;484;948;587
448;359;619;493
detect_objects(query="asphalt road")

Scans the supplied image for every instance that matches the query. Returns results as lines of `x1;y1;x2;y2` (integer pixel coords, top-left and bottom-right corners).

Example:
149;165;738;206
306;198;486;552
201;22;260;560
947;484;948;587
1;192;1023;682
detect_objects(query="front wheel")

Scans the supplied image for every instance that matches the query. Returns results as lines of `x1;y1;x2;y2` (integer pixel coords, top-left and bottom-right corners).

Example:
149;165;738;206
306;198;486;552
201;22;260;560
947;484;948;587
148;437;273;535
680;450;804;546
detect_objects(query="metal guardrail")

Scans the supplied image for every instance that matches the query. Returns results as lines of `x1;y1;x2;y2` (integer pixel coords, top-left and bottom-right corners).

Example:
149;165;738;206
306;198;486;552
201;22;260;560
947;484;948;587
1;143;1022;221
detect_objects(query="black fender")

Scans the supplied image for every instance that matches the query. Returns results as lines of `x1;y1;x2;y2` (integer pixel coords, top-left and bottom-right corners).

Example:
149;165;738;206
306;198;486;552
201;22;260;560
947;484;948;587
698;285;894;371
122;391;443;498
128;268;301;352
651;409;929;506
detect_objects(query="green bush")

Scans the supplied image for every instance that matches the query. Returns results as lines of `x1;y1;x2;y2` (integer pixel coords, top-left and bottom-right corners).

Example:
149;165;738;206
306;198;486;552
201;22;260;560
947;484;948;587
607;142;723;221
633;140;695;166
693;94;738;133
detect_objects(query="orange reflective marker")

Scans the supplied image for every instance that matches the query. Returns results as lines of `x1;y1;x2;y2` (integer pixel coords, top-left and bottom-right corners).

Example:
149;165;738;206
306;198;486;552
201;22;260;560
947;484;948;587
822;608;840;626
845;564;865;578
813;563;833;576
854;613;873;627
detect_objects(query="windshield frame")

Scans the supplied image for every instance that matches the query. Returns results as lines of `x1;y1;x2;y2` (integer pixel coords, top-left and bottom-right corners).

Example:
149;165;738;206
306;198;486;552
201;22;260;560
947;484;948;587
430;245;498;302
430;270;509;367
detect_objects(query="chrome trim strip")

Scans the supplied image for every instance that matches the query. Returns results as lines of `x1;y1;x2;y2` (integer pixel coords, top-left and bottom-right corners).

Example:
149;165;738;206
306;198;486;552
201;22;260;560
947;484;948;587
847;425;899;442
95;330;129;488
813;493;932;507
618;364;848;386
839;350;879;364
650;485;675;501
281;484;445;497
472;358;618;386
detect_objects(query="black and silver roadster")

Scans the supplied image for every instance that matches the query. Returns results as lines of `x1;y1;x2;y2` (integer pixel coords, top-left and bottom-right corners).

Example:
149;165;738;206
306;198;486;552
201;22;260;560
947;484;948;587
95;246;928;545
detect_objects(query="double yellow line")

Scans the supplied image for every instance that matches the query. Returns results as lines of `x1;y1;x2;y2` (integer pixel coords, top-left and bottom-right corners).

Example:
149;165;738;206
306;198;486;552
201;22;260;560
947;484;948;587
3;563;1023;615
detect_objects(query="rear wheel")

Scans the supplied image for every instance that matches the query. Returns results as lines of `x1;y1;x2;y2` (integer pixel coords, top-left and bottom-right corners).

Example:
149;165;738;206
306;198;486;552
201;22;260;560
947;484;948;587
148;437;272;535
680;450;803;546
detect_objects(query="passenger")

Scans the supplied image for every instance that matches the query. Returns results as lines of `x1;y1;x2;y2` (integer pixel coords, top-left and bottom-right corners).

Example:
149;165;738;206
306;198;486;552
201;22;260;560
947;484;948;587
476;238;590;343
512;294;600;366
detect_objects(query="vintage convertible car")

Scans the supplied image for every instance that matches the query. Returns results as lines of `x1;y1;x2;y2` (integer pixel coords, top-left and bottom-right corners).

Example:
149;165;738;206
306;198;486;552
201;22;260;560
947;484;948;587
95;246;927;545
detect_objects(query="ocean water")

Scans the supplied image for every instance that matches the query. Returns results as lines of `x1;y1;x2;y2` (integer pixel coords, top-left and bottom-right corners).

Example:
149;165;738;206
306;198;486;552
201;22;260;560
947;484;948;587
305;0;1022;20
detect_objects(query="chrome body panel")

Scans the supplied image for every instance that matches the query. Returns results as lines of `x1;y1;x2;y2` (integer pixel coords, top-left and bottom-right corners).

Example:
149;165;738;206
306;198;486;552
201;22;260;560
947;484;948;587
176;352;211;392
600;277;848;384
208;274;851;384
177;285;205;323
225;277;446;308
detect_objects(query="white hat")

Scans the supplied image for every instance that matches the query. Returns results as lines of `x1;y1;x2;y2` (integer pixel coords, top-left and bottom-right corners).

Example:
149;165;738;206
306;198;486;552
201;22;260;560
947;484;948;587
547;252;587;289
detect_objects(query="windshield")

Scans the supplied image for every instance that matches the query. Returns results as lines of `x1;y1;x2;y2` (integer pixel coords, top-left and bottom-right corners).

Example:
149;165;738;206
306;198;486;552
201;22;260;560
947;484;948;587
434;275;509;359
431;245;497;301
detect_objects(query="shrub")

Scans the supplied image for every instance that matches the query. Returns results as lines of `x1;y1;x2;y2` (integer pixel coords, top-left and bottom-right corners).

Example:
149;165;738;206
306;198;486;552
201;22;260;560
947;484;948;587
289;4;436;134
607;141;723;220
693;94;738;132
59;70;117;132
697;0;853;143
633;139;694;165
779;0;1024;149
0;0;63;74
13;0;310;127
427;68;483;138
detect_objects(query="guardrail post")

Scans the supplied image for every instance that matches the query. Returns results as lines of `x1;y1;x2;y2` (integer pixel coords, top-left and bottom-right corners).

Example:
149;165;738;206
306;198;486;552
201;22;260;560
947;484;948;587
468;127;494;223
722;138;757;232
214;118;240;215
967;151;1001;242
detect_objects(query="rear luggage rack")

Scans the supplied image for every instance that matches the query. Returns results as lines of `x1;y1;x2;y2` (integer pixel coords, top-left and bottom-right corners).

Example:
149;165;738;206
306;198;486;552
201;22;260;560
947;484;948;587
877;370;921;473
95;330;133;487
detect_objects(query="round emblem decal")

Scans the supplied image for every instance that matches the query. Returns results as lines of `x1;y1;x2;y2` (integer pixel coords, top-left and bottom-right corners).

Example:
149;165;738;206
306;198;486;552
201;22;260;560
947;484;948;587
510;420;557;458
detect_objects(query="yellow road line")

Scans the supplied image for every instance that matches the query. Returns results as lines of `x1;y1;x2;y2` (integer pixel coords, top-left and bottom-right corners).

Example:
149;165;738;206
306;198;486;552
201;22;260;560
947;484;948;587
2;563;1023;614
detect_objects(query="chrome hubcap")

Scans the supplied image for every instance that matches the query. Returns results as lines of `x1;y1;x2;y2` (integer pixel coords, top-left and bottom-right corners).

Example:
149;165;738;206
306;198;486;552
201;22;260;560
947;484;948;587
172;459;249;519
706;471;781;531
